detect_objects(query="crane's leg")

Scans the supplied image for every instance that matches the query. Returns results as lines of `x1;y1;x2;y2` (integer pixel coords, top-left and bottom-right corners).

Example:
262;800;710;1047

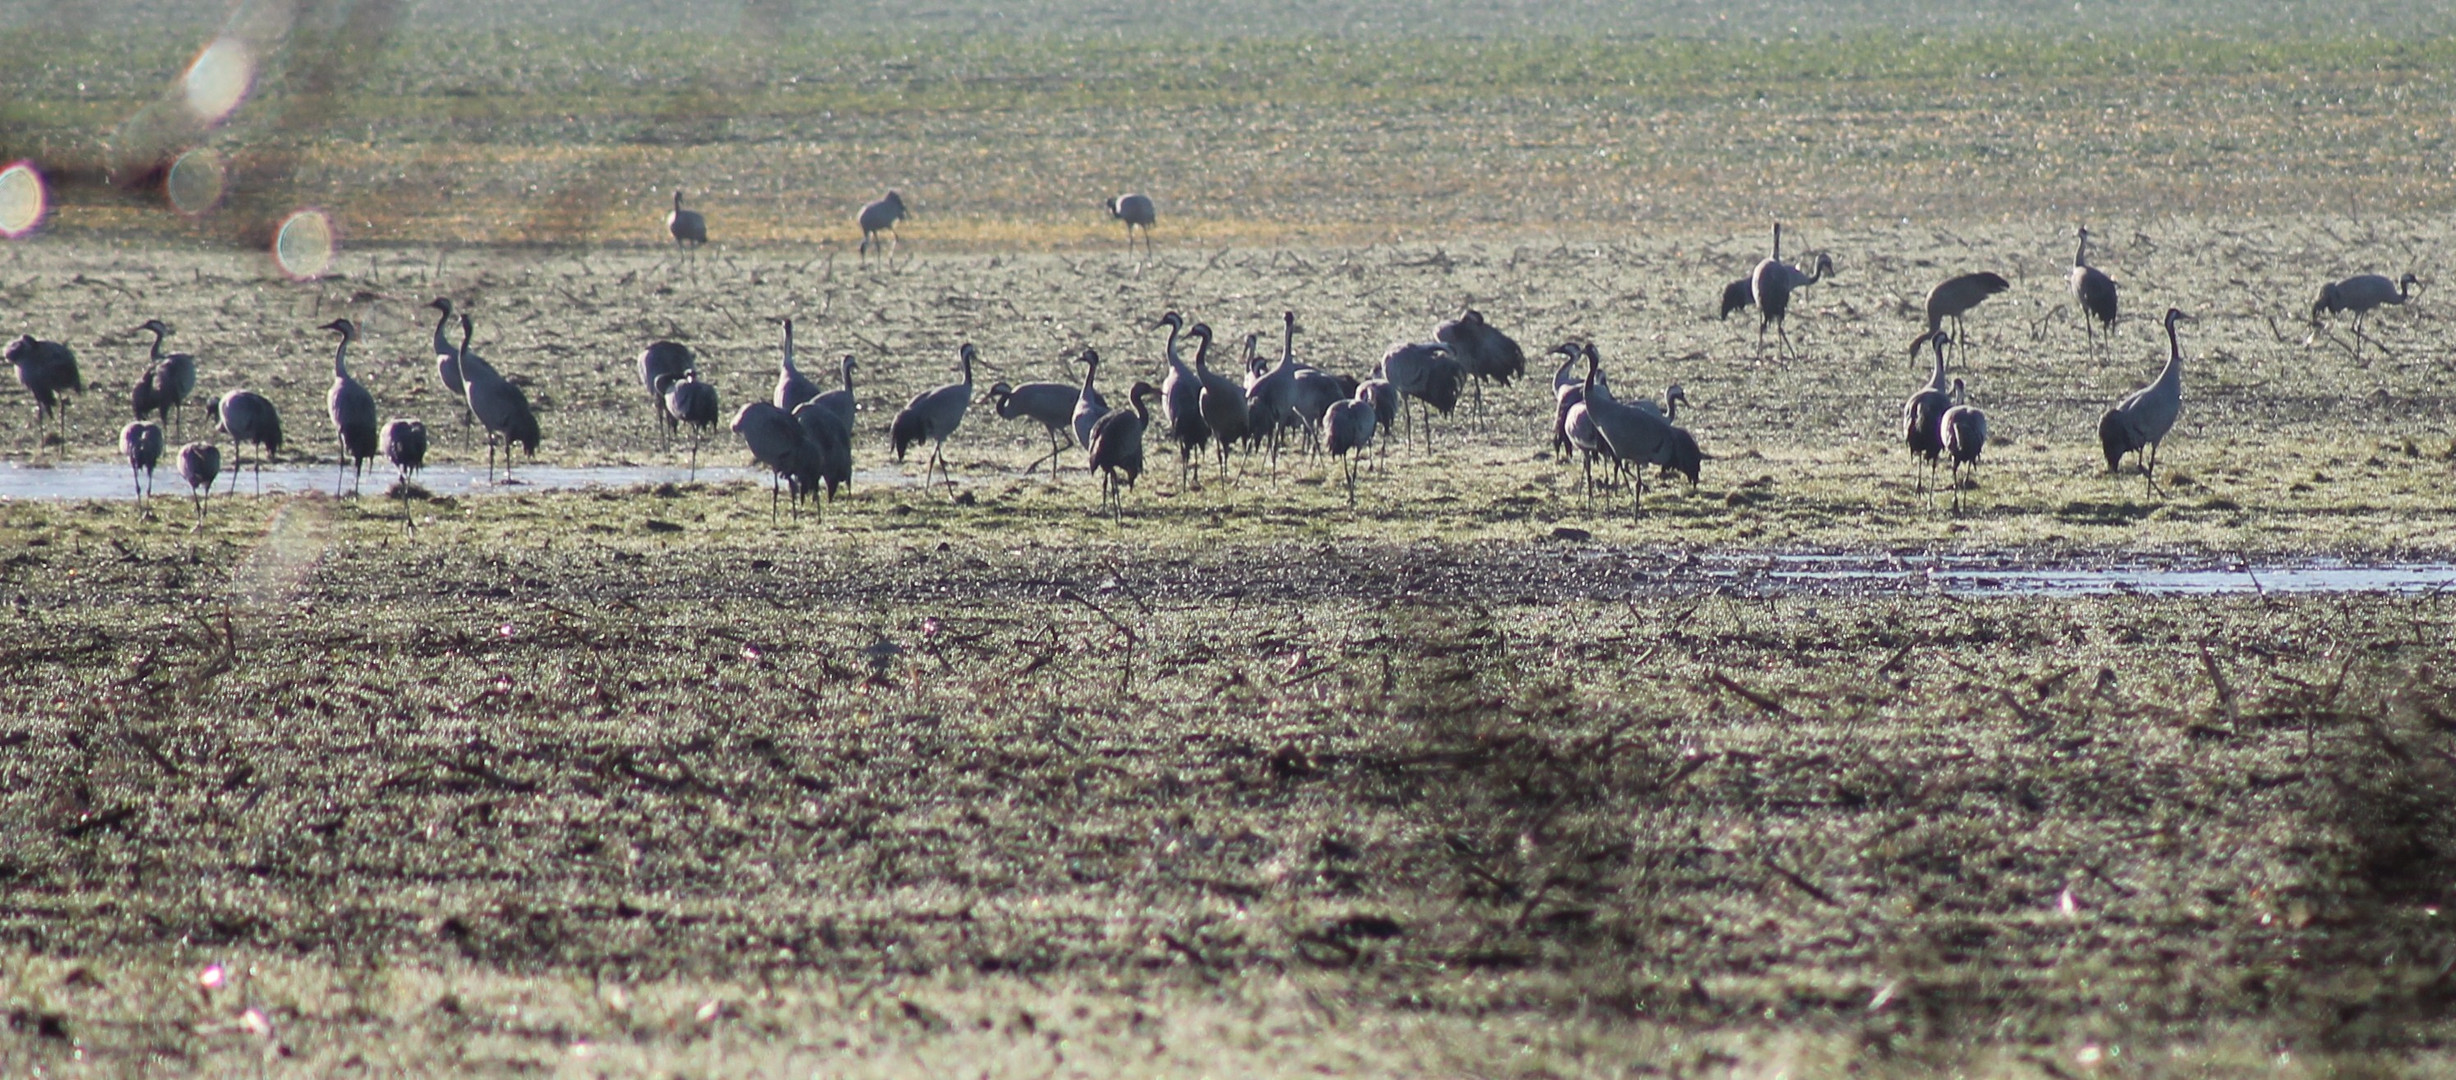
688;432;699;481
2143;441;2160;495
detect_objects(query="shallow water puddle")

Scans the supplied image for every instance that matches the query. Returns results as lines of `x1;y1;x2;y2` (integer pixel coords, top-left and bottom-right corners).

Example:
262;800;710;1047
0;462;941;499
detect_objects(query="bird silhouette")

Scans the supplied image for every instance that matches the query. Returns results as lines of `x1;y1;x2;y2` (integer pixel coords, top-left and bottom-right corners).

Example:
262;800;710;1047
1087;380;1155;519
988;375;1082;476
2312;272;2419;361
6;333;82;446
1070;348;1110;466
425;298;492;441
211;389;281;494
176;442;220;519
1107;193;1156;255
639;340;695;444
2098;307;2195;494
666;190;706;248
129;319;196;438
773;319;822;413
455;314;539;483
890;342;977;489
858;190;908;263
1434;308;1526;413
663;370;721;480
2071;227;2119;354
120;420;162;503
1153;312;1210;486
1324;384;1379;507
791;398;854;505
1191;323;1250;474
1244;313;1304;468
382;418;427;484
1941;378;1987;512
1902;329;1954;495
808;352;858;435
1924;271;2010;363
1749;223;1833;359
733;401;823;520
320;318;379;496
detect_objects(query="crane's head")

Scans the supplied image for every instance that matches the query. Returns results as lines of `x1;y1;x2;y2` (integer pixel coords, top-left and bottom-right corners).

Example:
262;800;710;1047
1153;310;1183;331
1187;322;1213;343
319;318;356;340
2402;272;2423;292
1283;310;1297;331
425;297;453;315
1666;383;1689;406
2166;307;2195;327
987;381;1014;404
133;318;171;338
840;352;857;373
1076;347;1099;366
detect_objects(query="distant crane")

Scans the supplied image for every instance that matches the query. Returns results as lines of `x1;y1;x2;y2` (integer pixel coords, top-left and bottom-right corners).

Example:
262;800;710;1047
212;389;281;494
663;370;721;479
1924;271;2010;362
1577;344;1685;518
1548;343;1588;463
129;319;196;438
890;342;977;489
1324;384;1379;508
426;298;494;442
1434;308;1527;413
6;333;81;445
1941;378;1987;512
1356;377;1399;471
987;374;1082;476
773;318;822;413
639;340;695;443
732;401;822;520
120;420;162;503
2071;227;2119;354
1374;341;1463;451
320;318;379;496
455;314;539;483
381;417;428;529
176;442;220;519
666;190;706;248
1190;323;1250;474
1087;380;1156;519
2312;272;2420;361
1244;313;1304;468
1153;311;1210;486
1902;329;1954;495
1070;348;1109;462
809;352;857;434
1107;193;1157;255
1749;223;1833;359
2097;307;2195;494
858;190;908;263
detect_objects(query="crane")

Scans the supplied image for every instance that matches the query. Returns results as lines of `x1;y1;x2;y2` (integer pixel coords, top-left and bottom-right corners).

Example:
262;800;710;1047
663;370;721;480
640;340;695;444
1924;271;2011;362
1749;223;1833;359
808;352;857;435
988;374;1082;476
1902;329;1954;495
732;401;823;520
773;319;821;413
1374;341;1463;451
129;319;196;438
455;314;539;483
177;442;220;520
2097;307;2195;494
1190;322;1250;474
890;342;977;489
120;420;162;503
858;190;908;263
1070;348;1110;466
320;318;379;495
2312;272;2420;361
1087;380;1156;519
2071;227;2119;354
6;333;81;446
1434;308;1527;413
1153;311;1210;486
1941;378;1987;512
1324;384;1378;508
212;389;281;494
1107;193;1157;255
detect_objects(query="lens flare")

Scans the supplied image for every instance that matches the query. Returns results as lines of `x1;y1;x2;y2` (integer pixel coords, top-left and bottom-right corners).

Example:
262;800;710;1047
0;163;44;238
273;209;334;279
183;38;254;125
166;148;227;215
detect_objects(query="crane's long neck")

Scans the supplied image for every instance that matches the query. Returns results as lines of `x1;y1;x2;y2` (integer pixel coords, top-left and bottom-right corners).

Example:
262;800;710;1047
1162;321;1183;374
1079;356;1100;395
1192;333;1212;376
1664;388;1679;423
1928;342;1949;391
1802;257;1825;285
333;334;352;380
841;356;855;395
457;321;476;380
147;328;166;363
2158;319;2185;388
781;321;797;375
431;308;452;356
960;348;974;387
673;191;685;211
1771;223;1782;261
1281;316;1296;368
2075;231;2089;268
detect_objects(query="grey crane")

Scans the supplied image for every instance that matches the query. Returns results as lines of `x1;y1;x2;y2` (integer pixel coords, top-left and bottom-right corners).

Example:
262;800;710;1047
732;401;823;520
1245;312;1302;467
1324;384;1379;507
382;418;427;483
129;319;196;438
1578;350;1681;519
176;442;219;519
1356;377;1399;471
1434;308;1527;413
809;352;858;435
666;189;706;248
2071;227;2119;353
1941;378;1987;512
988;374;1082;476
1236;332;1276;454
426;298;493;440
890;342;977;489
2097;307;2195;494
1374;341;1463;452
1924;271;2010;362
2312;272;2419;360
456;314;539;483
1902;329;1954;495
770;319;821;413
1107;193;1156;255
1548;343;1588;462
121;420;162;503
639;340;695;443
320;318;379;496
1557;346;1614;505
211;389;281;494
1287;367;1353;453
1087;380;1155;519
663;369;721;479
1749;223;1834;359
1190;323;1250;474
1070;348;1110;461
1718;276;1756;321
858;190;908;263
6;333;81;445
1153;311;1210;486
791;398;855;505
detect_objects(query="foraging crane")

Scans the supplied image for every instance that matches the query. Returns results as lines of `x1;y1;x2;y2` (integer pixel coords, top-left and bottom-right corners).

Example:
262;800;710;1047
1070;348;1110;457
2312;272;2420;360
1749;223;1833;359
1902;329;1954;493
732;401;823;520
808;352;857;434
212;388;281;494
639;340;695;443
1718;276;1756;321
1287;367;1352;451
382;418;427;483
129;319;196;438
177;442;220;519
6;333;81;444
858;190;907;262
1374;341;1463;451
2098;307;2195;494
988;374;1082;476
663;370;721;479
890;342;977;488
320;318;379;495
1107;193;1156;255
773;319;822;413
791;399;854;503
1324;384;1378;507
666;190;706;248
1086;380;1156;518
1941;378;1987;511
1924;271;2010;362
2071;227;2118;353
121;421;162;502
1434;308;1527;413
1153;311;1210;486
1190;323;1251;474
455;314;539;483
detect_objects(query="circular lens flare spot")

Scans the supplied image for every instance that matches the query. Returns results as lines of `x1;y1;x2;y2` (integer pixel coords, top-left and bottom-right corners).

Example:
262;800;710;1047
0;163;45;238
166;149;226;215
274;210;334;279
183;39;254;124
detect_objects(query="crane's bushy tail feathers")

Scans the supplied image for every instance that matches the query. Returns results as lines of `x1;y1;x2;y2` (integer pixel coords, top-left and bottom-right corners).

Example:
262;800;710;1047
2096;410;2131;473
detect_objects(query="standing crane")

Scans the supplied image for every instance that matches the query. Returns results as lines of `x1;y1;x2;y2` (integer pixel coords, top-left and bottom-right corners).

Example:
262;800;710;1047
2098;307;2196;494
1923;271;2010;363
1245;312;1302;468
987;374;1082;476
1190;323;1250;475
1374;341;1464;452
320;318;379;496
2071;226;2119;354
1324;384;1379;508
1434;308;1527;414
666;190;706;248
1941;378;1987;512
791;399;854;505
773;318;822;413
639;340;695;444
858;190;908;263
1087;381;1156;519
382;418;427;484
1749;223;1833;359
732;401;823;520
2312;272;2420;361
6;333;81;446
1070;348;1110;464
129;319;196;438
890;342;977;489
455;314;539;483
1106;193;1157;255
177;442;220;519
1153;311;1210;487
212;389;281;494
809;352;857;435
1902;329;1954;495
426;298;493;443
121;420;162;503
663;370;721;480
